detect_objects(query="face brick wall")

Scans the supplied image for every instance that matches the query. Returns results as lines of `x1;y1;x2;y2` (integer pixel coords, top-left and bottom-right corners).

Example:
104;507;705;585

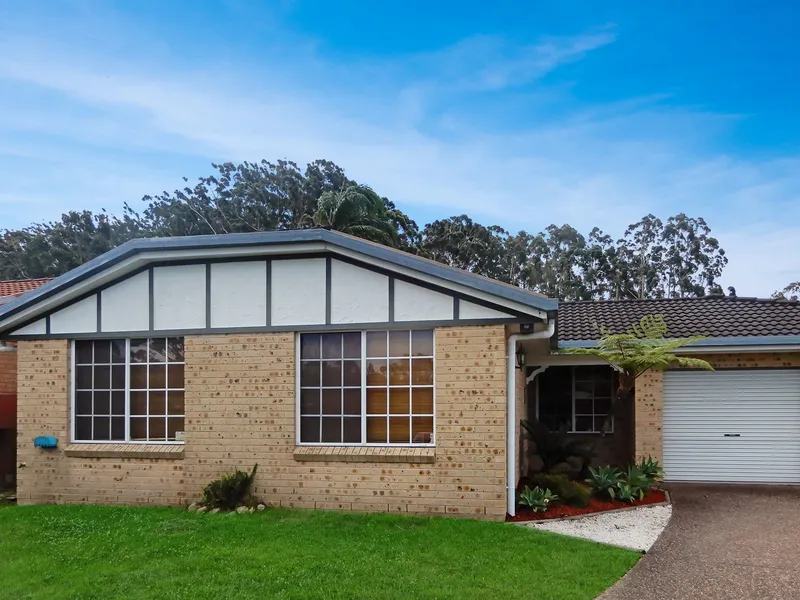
634;352;800;463
16;325;509;519
0;348;16;394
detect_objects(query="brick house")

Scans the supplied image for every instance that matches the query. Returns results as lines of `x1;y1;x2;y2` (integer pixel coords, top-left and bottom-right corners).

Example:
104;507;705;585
0;230;797;519
0;278;52;488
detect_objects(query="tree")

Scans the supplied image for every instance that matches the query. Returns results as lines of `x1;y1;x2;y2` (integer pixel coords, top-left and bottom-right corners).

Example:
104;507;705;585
773;282;800;301
563;314;714;439
307;184;399;246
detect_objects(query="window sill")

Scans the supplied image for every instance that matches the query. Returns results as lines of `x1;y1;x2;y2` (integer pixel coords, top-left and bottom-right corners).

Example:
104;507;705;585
63;443;185;459
293;446;435;464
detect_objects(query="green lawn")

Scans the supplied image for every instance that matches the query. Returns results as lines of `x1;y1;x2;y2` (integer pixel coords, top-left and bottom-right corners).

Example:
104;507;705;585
0;505;638;600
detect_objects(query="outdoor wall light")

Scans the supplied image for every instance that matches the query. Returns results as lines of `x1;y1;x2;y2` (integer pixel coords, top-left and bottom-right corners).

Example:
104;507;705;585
515;347;526;369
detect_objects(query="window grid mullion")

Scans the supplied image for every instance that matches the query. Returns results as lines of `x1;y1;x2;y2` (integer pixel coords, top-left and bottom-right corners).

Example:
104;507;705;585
361;331;367;444
125;339;131;442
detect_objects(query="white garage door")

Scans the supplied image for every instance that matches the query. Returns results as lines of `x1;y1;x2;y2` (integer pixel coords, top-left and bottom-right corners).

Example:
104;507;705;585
663;370;800;483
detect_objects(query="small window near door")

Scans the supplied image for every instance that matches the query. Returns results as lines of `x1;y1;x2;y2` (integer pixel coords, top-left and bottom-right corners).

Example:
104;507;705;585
536;365;614;433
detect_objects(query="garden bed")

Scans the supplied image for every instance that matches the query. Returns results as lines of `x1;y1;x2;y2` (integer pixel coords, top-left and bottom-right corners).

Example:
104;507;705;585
508;489;668;522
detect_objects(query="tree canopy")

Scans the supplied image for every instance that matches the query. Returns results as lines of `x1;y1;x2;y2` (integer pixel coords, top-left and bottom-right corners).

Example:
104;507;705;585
0;157;736;300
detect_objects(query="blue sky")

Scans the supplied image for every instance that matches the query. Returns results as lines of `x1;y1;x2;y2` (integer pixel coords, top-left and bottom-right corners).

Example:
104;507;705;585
0;0;798;295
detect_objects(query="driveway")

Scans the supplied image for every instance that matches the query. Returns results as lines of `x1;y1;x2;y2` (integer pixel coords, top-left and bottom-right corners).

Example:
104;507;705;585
600;484;800;600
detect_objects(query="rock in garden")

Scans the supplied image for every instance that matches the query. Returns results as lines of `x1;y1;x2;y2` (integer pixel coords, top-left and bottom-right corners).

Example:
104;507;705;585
187;502;199;512
196;506;208;513
549;462;573;474
236;506;250;514
565;456;585;471
528;455;545;473
210;508;221;514
256;504;266;511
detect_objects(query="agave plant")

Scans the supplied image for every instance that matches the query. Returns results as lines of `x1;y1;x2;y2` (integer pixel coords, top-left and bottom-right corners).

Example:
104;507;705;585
518;486;558;513
634;455;663;484
586;466;623;500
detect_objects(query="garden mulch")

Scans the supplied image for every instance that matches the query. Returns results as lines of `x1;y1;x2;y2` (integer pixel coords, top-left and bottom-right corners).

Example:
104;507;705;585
507;489;668;522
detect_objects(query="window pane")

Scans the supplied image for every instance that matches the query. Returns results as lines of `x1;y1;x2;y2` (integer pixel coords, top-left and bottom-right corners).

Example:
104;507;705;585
575;397;593;414
130;417;147;441
167;338;184;362
76;366;92;390
574;380;593;399
343;360;360;387
111;417;125;441
149;365;166;389
321;334;342;359
366;331;386;358
595;397;612;415
366;389;386;414
130;339;148;363
300;389;320;415
93;417;110;440
411;358;433;385
167;364;184;389
75;417;92;440
75;341;93;364
412;417;434;444
94;341;111;364
389;416;410;443
411;330;434;357
389;388;409;414
342;332;361;359
366;416;387;443
300;362;321;387
321;361;341;387
321;389;341;415
130;365;148;389
301;417;320;442
167;391;185;415
343;389;361;415
167;417;185;441
149;338;166;363
412;388;434;415
300;334;321;359
130;391;148;416
111;365;126;389
343;417;361;443
595;416;609;432
149;417;166;441
575;416;593;432
366;359;387;385
595;378;612;398
111;391;125;415
75;391;92;415
389;331;409;357
149;391;166;415
389;359;410;385
321;417;341;443
110;339;126;364
93;365;110;390
93;391;110;415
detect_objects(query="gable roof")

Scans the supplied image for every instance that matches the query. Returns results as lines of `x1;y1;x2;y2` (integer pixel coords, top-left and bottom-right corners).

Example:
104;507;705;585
559;296;800;348
0;229;557;333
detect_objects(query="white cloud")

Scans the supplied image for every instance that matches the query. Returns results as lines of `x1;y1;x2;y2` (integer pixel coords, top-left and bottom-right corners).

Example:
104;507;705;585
0;20;797;296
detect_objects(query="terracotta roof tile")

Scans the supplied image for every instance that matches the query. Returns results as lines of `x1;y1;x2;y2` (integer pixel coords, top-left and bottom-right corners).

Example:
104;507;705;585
0;278;52;298
558;296;800;341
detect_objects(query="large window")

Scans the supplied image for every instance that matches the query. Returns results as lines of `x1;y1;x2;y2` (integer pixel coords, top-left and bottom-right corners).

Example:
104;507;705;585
73;338;185;443
299;330;434;445
537;366;613;433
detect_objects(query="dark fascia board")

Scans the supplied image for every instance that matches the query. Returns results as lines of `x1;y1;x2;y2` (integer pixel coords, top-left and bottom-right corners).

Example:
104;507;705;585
0;229;557;326
558;335;800;350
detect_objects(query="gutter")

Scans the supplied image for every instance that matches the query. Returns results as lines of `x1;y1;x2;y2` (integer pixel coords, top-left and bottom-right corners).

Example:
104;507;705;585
507;320;555;517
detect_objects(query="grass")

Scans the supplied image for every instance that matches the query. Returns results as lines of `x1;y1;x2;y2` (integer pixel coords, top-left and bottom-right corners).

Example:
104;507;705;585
0;505;639;600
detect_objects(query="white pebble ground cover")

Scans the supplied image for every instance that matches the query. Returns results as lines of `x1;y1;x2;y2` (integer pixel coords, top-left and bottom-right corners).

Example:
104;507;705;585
527;504;672;552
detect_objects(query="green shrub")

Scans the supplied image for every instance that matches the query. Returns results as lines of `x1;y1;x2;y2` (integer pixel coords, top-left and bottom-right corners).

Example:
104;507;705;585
586;466;623;500
634;456;663;484
616;466;649;503
202;464;259;510
518;486;558;513
530;474;592;507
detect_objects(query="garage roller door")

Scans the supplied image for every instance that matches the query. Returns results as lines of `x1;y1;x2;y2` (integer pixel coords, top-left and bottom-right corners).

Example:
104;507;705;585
663;370;800;483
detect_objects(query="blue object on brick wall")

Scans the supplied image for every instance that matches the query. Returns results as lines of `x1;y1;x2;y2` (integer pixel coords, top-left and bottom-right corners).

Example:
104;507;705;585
33;436;57;448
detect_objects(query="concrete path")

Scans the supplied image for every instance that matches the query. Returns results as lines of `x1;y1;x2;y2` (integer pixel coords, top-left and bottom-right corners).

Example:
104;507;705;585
600;484;800;600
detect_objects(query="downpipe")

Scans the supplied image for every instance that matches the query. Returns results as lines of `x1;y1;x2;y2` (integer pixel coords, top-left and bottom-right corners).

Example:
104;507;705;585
507;320;555;517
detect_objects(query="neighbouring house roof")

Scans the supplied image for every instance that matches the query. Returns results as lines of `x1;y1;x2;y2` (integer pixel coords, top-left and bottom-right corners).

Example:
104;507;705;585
0;278;53;306
0;229;557;334
558;296;800;349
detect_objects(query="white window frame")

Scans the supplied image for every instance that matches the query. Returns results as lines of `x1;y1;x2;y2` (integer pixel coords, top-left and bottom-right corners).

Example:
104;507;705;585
534;365;614;434
70;338;185;445
295;330;436;447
